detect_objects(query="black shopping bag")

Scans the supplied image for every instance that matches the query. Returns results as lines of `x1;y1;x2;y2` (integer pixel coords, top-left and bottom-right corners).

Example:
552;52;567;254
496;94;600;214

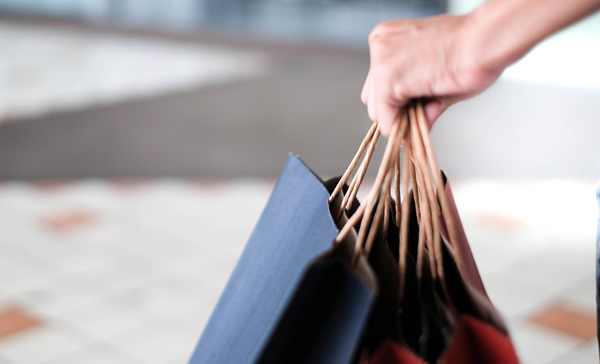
366;102;519;364
255;232;378;364
189;154;343;364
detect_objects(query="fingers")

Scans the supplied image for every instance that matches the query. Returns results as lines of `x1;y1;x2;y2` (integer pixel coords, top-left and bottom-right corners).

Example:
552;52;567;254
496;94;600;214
361;71;371;105
361;70;406;137
373;95;400;137
361;15;500;137
361;72;379;127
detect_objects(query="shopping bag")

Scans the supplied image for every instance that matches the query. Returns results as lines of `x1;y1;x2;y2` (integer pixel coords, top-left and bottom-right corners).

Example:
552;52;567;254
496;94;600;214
367;179;520;364
188;154;343;364
376;189;448;362
256;125;398;364
436;173;509;332
362;213;402;351
255;229;378;364
365;102;519;363
370;317;519;364
255;223;404;364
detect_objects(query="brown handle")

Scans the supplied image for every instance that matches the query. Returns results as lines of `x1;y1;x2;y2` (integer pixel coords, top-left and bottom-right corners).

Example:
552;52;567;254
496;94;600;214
333;101;463;282
329;123;378;204
337;127;380;220
335;118;402;248
413;102;463;275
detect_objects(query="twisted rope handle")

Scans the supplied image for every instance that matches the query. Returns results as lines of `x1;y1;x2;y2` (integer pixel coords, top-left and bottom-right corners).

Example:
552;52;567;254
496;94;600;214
329;123;378;204
333;101;463;281
413;103;463;275
337;128;380;220
398;126;412;303
335;119;402;248
408;104;440;280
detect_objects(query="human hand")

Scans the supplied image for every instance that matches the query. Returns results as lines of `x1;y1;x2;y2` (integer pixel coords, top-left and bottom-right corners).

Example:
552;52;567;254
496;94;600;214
361;14;502;136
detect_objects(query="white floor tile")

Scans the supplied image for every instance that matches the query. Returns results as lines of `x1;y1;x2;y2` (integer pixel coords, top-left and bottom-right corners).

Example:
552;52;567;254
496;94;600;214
13;275;114;316
41;343;144;364
79;256;171;292
0;289;8;304
578;339;600;359
556;274;597;312
499;254;592;293
471;242;532;277
41;241;127;274
0;256;65;293
511;322;582;364
0;322;93;364
129;241;214;274
58;292;157;340
1;228;81;258
549;349;599;364
0;241;34;266
131;275;217;320
483;271;557;319
166;304;211;339
163;356;190;364
105;319;199;364
0;353;18;364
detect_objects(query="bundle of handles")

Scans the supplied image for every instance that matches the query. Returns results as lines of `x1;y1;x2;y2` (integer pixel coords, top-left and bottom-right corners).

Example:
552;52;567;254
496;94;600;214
329;100;463;302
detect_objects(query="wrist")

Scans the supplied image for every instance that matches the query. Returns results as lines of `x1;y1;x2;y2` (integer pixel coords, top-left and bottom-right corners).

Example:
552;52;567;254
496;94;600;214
442;9;505;92
462;0;600;77
459;2;515;77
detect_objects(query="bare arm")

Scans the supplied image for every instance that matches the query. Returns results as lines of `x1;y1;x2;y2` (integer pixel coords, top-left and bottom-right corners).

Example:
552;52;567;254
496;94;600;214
362;0;600;136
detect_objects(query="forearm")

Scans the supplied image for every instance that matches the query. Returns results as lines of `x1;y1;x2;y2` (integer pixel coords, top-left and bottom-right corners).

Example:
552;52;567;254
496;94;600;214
466;0;600;72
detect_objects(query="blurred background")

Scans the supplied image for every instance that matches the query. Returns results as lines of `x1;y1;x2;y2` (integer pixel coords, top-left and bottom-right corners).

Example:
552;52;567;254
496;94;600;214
0;1;599;363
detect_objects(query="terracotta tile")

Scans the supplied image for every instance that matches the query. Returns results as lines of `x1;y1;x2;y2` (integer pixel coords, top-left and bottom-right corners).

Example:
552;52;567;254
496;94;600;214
478;212;523;230
32;181;70;192
0;307;42;339
42;211;95;232
188;179;227;191
110;179;146;192
529;303;597;340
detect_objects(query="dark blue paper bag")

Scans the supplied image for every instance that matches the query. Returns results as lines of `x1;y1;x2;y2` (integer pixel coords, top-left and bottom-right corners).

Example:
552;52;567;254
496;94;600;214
189;154;345;364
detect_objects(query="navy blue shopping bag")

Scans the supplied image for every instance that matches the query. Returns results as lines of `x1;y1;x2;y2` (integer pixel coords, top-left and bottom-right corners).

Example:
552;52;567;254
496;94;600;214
189;154;346;364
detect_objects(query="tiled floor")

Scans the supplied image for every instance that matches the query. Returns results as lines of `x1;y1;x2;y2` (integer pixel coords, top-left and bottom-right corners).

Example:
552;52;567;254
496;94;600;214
0;176;597;363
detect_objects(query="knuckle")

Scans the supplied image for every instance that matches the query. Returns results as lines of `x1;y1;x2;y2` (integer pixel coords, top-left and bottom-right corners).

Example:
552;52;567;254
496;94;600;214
367;101;377;121
369;22;390;43
368;108;376;123
404;22;419;34
392;82;407;102
372;63;390;79
368;30;381;45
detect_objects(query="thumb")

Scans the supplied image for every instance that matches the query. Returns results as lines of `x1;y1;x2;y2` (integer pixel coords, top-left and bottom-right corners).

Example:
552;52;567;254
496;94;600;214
423;99;449;128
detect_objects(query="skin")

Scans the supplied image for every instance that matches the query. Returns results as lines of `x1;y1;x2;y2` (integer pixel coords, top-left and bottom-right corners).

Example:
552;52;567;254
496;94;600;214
362;0;600;136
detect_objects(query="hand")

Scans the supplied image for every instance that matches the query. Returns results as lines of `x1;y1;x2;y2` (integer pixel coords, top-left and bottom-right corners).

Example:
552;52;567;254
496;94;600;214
361;15;502;136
